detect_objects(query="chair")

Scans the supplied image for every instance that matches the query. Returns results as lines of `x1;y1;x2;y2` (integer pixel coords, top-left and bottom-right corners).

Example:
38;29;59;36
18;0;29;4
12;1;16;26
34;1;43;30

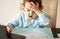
42;0;58;28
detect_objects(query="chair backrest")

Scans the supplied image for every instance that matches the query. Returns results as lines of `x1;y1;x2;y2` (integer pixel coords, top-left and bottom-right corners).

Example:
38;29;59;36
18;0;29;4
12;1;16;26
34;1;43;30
42;0;58;28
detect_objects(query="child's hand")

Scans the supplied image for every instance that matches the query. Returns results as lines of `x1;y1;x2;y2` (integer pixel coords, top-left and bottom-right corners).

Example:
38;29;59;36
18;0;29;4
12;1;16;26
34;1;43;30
31;2;41;14
6;26;12;34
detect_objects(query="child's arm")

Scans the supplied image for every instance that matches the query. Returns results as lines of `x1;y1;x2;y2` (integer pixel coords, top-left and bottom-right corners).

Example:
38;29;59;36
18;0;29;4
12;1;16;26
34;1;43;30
38;11;52;27
30;2;52;27
6;13;23;29
6;13;23;33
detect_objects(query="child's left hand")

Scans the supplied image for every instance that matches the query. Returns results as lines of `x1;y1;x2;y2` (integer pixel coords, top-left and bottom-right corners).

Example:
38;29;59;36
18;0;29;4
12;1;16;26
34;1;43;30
6;26;12;34
31;2;41;14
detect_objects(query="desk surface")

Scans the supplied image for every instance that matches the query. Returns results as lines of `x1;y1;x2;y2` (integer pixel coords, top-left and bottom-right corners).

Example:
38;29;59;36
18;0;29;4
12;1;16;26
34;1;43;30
10;28;59;39
0;25;59;39
11;28;53;39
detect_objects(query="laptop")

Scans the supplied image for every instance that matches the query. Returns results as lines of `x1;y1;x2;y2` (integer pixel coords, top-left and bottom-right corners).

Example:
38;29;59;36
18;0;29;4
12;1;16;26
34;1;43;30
0;25;9;39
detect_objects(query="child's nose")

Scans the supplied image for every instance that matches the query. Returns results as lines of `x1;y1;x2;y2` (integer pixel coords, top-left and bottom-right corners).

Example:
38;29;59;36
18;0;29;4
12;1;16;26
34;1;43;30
30;11;33;16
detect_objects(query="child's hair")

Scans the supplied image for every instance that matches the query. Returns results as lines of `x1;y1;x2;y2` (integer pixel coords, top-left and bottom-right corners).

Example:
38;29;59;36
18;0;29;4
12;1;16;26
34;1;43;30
20;0;43;10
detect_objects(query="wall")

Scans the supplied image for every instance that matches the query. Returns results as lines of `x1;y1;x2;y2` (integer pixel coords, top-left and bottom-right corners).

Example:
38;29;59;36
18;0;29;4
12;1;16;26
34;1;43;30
56;0;60;28
0;0;23;25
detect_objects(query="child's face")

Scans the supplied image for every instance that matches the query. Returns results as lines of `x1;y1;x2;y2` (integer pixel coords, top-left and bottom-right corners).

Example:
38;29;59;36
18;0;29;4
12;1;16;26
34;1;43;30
24;2;36;19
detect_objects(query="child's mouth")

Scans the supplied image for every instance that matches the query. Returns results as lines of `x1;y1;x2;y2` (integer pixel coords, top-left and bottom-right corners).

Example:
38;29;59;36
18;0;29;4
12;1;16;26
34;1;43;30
29;16;32;17
28;15;34;19
28;15;35;19
29;16;33;18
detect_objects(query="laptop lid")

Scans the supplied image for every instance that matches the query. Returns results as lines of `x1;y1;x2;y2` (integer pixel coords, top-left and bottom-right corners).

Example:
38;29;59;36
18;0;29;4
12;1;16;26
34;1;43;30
0;25;8;39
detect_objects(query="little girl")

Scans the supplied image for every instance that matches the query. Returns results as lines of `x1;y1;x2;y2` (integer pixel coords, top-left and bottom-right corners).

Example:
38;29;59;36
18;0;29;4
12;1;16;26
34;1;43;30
6;0;52;33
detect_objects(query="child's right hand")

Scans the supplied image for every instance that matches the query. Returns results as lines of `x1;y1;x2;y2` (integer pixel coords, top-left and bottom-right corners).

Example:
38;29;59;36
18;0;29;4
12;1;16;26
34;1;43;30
6;26;12;34
30;2;41;14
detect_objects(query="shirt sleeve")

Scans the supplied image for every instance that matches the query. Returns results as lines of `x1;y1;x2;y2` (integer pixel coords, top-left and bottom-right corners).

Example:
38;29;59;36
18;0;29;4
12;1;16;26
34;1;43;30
37;11;52;26
7;13;23;29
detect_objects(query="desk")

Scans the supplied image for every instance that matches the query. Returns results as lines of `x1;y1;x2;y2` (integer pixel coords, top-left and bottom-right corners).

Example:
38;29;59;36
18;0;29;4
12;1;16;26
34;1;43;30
12;28;58;39
0;25;59;39
12;28;53;38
